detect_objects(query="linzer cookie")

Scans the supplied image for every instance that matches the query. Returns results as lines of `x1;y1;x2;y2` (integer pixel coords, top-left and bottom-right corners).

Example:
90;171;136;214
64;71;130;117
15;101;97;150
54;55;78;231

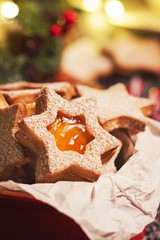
60;38;114;85
0;95;32;181
17;88;120;183
0;81;154;184
75;83;155;132
0;81;76;104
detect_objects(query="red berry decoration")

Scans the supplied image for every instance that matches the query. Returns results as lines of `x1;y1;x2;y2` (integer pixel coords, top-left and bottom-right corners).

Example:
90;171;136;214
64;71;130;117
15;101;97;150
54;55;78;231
63;9;78;24
50;24;62;36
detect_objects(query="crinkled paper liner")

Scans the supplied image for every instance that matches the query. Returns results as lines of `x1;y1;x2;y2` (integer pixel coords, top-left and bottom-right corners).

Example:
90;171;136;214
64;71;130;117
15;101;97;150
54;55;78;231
1;118;160;240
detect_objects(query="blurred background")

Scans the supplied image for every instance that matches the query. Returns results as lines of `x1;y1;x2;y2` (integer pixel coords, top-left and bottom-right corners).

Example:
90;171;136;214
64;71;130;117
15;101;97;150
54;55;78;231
0;0;160;122
0;1;160;239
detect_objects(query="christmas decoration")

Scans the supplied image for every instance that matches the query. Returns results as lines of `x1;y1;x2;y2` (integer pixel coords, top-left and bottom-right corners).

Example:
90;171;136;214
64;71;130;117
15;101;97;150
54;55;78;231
49;9;78;37
63;9;78;24
0;0;78;83
50;24;62;37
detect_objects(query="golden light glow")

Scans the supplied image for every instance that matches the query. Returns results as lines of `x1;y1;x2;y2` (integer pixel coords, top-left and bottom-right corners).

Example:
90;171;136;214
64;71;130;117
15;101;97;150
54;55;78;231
105;0;124;19
83;0;102;12
1;1;19;19
88;13;107;30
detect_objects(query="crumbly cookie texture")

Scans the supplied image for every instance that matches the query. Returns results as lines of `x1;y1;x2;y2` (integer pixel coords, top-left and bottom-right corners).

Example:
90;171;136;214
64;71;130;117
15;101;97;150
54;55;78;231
129;95;156;117
0;103;31;180
17;88;120;183
75;83;156;132
0;81;154;183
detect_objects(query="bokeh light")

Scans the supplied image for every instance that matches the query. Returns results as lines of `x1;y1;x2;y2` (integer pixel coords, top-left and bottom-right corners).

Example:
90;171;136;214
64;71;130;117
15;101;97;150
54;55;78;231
105;0;124;19
87;13;107;30
1;1;19;19
83;0;102;12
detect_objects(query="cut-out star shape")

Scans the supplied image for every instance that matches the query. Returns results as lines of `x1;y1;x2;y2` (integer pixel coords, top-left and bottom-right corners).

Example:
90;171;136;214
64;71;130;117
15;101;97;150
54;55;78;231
76;83;155;132
18;88;120;183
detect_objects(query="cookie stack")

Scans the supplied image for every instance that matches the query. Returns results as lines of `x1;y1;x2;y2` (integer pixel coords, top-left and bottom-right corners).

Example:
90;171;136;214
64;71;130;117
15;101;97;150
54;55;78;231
0;81;156;183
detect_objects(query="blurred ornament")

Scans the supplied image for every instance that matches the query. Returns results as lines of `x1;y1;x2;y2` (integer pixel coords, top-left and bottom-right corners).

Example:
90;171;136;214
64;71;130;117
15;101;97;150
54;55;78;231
50;24;62;36
50;9;78;37
21;35;44;57
62;9;79;40
128;76;145;97
63;9;78;24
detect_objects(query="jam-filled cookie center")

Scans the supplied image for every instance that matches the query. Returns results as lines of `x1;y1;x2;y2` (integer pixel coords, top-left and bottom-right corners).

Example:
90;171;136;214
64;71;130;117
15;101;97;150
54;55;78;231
47;114;93;154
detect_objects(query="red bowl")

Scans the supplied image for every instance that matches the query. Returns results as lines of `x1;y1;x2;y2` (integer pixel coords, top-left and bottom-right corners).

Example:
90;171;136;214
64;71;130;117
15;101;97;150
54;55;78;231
0;189;146;240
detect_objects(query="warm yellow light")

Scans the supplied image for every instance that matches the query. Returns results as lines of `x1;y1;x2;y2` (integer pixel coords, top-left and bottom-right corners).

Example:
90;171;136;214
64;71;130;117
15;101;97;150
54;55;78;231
1;1;19;19
83;0;102;12
88;13;107;30
105;0;124;19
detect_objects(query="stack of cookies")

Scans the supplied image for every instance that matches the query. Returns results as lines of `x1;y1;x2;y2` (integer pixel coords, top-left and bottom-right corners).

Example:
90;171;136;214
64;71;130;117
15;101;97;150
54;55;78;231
0;81;156;183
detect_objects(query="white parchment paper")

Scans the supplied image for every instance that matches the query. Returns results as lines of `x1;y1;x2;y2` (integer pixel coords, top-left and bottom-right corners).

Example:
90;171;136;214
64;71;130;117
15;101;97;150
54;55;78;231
1;118;160;240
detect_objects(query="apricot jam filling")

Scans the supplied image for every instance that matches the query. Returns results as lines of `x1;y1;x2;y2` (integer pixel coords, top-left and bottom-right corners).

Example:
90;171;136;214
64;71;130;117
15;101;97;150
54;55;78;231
47;114;94;154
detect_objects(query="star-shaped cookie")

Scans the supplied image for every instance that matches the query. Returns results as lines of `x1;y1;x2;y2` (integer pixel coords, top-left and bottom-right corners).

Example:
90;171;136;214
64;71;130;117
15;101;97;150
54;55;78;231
76;83;155;132
129;95;156;117
0;81;76;104
0;100;31;180
103;33;160;75
17;88;120;183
